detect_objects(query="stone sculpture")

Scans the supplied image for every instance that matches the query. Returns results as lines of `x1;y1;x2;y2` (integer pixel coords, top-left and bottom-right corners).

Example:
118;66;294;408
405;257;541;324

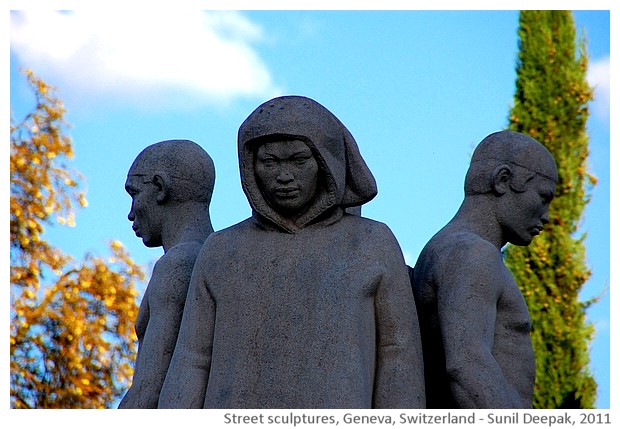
158;96;425;409
411;130;558;408
118;140;215;408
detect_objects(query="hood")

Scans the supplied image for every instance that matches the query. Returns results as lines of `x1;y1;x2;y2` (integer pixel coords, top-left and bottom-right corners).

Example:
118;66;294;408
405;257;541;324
238;95;377;232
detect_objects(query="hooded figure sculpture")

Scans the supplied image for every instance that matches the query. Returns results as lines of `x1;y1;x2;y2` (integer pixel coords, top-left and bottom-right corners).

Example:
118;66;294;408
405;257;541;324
158;96;425;409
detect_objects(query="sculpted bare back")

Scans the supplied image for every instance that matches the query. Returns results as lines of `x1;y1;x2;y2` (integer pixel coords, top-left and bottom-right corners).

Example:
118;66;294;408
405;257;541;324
411;130;557;409
119;140;215;409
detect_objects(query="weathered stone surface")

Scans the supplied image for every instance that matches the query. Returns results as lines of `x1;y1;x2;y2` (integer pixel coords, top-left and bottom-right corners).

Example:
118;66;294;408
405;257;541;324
118;140;215;408
158;96;425;409
411;130;558;408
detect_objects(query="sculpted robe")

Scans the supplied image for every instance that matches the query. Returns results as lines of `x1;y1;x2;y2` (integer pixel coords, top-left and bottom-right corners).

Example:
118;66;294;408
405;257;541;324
159;96;425;408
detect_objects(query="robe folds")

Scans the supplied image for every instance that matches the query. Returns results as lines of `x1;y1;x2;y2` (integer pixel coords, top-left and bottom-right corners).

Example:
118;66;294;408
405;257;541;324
158;96;425;408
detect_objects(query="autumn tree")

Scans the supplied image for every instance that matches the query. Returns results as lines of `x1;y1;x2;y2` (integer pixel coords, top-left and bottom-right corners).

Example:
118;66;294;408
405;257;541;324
10;70;145;408
504;11;597;408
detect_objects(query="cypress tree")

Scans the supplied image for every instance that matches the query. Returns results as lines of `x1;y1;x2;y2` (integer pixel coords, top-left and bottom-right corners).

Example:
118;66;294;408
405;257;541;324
504;10;597;408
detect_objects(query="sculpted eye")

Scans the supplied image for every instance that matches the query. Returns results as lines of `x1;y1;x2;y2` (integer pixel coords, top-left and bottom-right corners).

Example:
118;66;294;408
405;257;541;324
293;157;309;165
260;158;277;167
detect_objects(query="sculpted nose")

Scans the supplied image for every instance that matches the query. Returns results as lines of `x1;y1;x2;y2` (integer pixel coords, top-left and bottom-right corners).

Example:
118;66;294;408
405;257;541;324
277;169;294;183
128;203;135;221
541;210;550;225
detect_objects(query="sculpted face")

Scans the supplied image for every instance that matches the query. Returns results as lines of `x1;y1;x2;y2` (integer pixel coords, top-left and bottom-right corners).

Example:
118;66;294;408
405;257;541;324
499;172;556;246
254;140;319;218
125;172;164;248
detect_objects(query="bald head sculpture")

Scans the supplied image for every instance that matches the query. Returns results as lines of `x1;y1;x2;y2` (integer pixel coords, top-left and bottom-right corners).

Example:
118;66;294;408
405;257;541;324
119;139;215;408
128;139;215;204
465;130;558;196
463;130;558;247
125;140;215;249
411;130;557;408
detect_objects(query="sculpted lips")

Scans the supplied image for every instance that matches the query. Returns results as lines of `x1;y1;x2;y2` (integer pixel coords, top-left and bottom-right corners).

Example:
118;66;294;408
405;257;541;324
274;187;300;198
529;225;544;235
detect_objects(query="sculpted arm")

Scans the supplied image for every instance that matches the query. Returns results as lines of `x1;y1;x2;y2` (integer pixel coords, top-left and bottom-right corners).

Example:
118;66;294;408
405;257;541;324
373;226;426;408
118;288;150;408
119;245;199;408
158;243;215;408
437;240;523;408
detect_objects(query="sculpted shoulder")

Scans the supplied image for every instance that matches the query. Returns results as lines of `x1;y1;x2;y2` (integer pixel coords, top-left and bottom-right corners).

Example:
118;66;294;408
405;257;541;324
192;218;256;265
200;218;255;249
416;226;504;282
340;214;399;243
146;240;206;307
434;225;499;260
154;240;204;272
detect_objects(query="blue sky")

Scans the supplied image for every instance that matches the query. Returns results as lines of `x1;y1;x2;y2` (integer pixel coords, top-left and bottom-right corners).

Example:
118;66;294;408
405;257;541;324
7;5;612;410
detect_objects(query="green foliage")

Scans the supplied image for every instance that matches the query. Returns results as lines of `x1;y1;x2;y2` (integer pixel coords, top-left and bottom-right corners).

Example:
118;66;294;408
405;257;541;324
505;10;597;408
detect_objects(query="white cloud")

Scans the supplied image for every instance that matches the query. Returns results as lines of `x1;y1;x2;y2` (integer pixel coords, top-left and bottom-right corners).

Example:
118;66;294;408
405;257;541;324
587;56;610;123
10;10;280;107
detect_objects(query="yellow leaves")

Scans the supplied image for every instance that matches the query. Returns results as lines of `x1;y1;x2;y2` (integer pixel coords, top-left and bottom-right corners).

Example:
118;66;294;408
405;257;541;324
11;70;146;408
37;80;48;95
56;213;75;226
12;248;144;406
110;240;123;250
11;70;84;255
586;172;598;186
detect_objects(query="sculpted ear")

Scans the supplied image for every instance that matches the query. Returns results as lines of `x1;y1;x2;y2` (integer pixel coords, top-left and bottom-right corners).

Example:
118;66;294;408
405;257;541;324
152;173;171;204
491;165;512;195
